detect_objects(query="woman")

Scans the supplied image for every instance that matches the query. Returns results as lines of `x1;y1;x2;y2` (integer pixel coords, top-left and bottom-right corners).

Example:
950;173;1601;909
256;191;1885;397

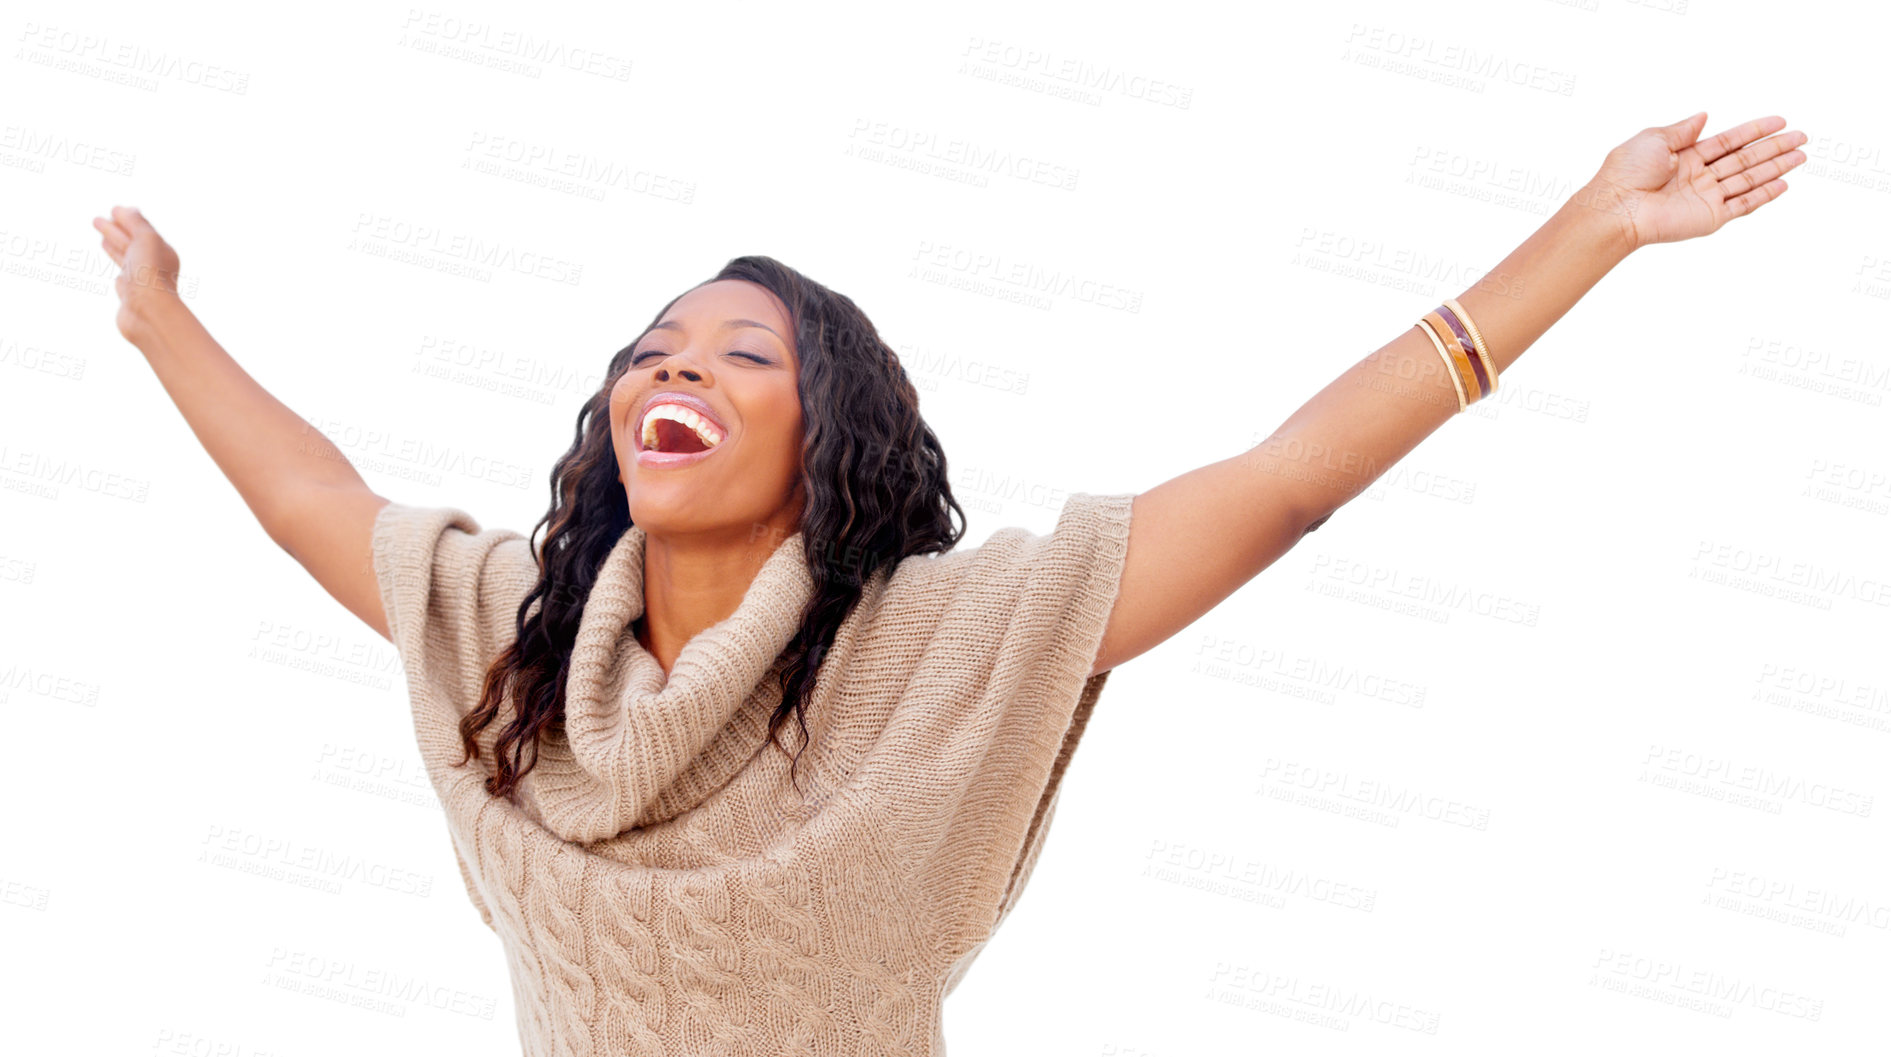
95;110;1802;1054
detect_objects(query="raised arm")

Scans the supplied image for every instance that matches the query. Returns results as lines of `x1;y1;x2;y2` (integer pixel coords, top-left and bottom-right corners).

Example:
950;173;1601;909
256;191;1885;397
94;206;394;640
1089;112;1805;677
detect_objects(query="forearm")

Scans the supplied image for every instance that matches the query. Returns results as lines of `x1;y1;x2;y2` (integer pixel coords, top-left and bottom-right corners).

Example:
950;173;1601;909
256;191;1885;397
1252;186;1634;528
131;296;373;547
1455;187;1637;374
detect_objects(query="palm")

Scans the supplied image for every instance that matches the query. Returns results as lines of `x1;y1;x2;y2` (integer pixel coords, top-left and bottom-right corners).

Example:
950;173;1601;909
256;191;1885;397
1589;114;1804;249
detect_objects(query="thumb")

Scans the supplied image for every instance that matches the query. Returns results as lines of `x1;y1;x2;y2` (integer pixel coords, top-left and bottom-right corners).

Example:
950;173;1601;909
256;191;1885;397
1656;111;1708;152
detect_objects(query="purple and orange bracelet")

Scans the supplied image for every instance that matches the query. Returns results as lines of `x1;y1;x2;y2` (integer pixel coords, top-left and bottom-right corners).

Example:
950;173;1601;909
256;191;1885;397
1414;298;1498;411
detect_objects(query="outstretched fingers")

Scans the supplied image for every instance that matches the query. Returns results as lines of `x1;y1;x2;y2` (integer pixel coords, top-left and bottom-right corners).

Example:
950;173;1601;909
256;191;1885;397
1727;174;1789;219
1708;126;1806;182
1691;115;1787;168
111;204;157;237
92;215;129;267
1718;143;1807;200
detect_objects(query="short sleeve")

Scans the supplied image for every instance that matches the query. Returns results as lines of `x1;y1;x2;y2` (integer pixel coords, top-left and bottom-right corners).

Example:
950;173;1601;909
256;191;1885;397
370;501;540;726
370;501;538;933
892;490;1137;968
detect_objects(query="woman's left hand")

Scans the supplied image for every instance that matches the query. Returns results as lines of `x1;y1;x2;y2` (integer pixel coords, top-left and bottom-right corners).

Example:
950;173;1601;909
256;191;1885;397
1586;112;1806;250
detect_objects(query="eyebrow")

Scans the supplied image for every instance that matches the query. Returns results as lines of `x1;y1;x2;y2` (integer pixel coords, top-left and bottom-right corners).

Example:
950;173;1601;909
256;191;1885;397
649;318;784;341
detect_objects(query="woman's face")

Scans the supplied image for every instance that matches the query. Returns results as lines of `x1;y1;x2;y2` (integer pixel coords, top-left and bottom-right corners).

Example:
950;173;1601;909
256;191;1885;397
609;279;804;541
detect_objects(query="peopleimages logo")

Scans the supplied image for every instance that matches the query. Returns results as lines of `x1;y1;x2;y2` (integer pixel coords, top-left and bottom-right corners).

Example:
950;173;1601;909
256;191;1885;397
957;36;1194;110
1341;24;1577;96
909;241;1144;313
15;22;252;94
396;10;632;81
348;213;585;287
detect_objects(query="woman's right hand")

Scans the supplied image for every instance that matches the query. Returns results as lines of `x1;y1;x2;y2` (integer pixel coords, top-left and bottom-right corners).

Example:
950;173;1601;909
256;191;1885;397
92;205;184;347
1585;113;1803;250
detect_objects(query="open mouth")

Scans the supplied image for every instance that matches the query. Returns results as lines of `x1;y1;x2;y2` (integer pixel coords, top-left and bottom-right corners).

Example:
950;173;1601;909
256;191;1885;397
636;400;727;460
646;417;715;454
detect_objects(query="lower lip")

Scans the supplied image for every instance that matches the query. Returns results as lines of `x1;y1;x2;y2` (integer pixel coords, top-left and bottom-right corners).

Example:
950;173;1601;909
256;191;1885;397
636;442;723;469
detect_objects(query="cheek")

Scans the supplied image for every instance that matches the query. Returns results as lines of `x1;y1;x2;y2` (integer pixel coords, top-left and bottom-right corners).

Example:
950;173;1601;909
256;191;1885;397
766;396;803;457
606;381;633;433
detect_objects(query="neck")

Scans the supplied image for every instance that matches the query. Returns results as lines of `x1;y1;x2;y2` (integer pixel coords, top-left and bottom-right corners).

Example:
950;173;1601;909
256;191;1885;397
636;520;798;679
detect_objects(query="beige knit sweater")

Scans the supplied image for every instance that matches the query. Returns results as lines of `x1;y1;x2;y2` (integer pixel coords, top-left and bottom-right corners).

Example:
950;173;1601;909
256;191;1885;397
371;489;1135;1055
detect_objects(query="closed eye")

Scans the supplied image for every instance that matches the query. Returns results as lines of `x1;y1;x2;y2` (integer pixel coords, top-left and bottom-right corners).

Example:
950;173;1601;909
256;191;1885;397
631;350;771;366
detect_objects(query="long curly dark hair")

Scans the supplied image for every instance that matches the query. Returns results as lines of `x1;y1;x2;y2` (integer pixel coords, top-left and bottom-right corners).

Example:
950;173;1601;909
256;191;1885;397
455;256;967;804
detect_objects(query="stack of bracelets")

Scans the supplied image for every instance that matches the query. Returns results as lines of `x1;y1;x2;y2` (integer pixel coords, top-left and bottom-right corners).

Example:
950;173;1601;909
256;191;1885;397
1414;297;1498;412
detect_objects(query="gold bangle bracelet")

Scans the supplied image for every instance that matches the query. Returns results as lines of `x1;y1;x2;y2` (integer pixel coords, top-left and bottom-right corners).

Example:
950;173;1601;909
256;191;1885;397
1414;319;1467;412
1424;311;1483;404
1431;305;1492;399
1444;297;1498;394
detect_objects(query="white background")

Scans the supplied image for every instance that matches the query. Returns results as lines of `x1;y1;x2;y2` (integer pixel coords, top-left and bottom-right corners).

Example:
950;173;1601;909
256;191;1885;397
3;0;1887;1053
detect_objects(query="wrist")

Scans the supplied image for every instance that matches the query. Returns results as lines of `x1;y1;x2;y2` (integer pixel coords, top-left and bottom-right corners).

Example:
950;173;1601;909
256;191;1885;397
1563;181;1641;261
128;291;195;356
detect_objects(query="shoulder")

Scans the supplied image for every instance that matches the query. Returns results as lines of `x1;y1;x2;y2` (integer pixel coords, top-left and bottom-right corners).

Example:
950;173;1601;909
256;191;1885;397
373;501;536;578
882;490;1136;603
371;500;541;650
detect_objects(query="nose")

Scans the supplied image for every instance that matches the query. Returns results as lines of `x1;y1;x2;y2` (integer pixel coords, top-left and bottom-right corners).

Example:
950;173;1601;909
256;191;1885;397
652;348;712;384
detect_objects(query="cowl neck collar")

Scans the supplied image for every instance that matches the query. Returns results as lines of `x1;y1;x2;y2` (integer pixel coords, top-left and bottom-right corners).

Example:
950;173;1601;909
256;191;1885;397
519;520;814;843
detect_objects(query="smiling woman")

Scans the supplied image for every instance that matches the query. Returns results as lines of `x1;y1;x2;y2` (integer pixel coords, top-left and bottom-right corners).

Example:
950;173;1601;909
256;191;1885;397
363;254;1142;1054
608;282;806;559
91;108;1802;1055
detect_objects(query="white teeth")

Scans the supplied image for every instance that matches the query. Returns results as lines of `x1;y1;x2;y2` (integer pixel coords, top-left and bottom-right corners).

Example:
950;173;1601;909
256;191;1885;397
640;402;725;452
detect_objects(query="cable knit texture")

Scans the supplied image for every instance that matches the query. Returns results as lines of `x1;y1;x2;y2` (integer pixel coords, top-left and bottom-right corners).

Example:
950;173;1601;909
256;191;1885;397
371;491;1136;1056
